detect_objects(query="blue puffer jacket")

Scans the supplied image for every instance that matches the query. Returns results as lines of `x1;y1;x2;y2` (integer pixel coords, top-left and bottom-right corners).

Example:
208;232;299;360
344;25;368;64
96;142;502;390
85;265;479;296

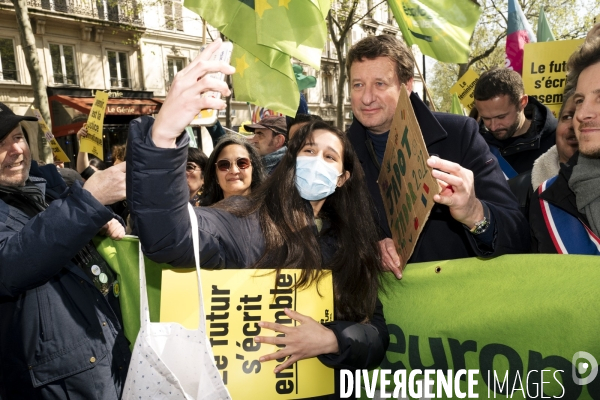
127;116;389;397
0;163;130;400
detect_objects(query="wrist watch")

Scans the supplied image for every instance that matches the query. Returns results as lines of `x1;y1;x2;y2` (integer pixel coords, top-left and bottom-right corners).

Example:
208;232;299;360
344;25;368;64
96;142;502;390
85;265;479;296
469;217;490;235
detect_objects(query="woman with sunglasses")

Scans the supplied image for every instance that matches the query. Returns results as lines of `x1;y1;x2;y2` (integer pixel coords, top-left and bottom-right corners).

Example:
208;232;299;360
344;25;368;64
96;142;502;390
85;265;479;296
127;40;388;398
199;135;264;206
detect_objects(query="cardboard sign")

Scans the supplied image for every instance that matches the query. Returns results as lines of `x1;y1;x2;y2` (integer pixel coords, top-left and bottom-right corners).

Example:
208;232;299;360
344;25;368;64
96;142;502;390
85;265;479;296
31;108;70;162
80;90;108;160
377;85;439;266
522;39;584;117
161;268;335;400
449;68;480;112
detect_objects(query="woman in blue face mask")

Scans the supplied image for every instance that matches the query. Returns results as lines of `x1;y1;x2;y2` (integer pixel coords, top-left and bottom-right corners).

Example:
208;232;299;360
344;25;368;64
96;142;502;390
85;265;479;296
127;44;388;398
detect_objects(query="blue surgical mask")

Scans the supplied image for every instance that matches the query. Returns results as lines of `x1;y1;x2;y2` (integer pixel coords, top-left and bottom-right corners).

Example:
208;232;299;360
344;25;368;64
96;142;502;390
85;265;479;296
295;156;342;201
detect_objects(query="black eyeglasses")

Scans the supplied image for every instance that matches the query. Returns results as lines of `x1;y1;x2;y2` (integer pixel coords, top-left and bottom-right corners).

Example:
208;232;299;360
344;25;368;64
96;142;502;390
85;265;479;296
186;164;200;172
216;157;251;172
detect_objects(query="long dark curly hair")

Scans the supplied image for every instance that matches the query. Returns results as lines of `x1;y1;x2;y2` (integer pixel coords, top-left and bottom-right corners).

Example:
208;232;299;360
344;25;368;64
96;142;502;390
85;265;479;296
215;121;384;322
200;135;265;206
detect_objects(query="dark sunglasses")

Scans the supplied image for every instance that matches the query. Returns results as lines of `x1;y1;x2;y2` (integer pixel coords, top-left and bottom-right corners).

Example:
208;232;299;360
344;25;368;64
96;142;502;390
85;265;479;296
186;164;200;172
216;157;251;172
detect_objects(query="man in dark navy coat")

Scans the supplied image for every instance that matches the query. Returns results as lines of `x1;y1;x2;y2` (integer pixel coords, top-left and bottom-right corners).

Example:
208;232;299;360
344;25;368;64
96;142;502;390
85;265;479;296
346;35;530;278
0;103;130;399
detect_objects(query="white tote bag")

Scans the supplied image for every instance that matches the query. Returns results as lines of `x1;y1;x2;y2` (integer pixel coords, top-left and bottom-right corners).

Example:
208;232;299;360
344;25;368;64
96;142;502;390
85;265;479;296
122;204;231;400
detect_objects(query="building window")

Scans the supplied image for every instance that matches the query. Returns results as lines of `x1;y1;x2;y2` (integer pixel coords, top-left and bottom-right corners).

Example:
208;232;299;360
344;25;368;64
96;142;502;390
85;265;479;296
97;0;119;22
50;44;78;86
0;38;18;82
164;0;184;31
107;50;130;88
167;57;185;85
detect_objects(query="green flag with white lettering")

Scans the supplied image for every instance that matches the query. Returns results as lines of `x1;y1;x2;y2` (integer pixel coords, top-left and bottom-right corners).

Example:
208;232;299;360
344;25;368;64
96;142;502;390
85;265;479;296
387;0;481;63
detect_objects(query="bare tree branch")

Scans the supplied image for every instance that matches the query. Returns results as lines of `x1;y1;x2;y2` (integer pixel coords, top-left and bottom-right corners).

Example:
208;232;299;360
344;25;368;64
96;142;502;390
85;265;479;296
467;31;507;68
490;0;507;24
354;0;386;24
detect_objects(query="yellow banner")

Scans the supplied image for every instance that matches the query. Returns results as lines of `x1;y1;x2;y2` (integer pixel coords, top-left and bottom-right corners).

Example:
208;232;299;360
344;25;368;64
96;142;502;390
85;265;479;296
31;109;70;163
161;269;335;399
522;39;584;118
449;68;480;112
79;91;108;160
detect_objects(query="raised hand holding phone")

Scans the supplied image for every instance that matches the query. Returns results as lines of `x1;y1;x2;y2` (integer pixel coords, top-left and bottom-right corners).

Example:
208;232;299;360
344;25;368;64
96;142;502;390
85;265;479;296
190;41;233;126
153;39;235;148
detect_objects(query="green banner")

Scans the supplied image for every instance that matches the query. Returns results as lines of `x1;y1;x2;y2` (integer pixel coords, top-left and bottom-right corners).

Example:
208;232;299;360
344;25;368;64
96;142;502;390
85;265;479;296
95;237;600;398
365;254;600;399
93;236;169;347
387;0;481;63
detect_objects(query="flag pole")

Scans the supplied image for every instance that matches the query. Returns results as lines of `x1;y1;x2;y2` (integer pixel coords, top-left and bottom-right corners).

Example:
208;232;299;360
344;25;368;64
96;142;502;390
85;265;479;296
408;46;437;112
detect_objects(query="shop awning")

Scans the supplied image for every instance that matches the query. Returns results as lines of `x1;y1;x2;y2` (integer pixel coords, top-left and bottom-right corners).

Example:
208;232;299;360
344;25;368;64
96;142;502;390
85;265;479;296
51;95;163;116
49;95;163;137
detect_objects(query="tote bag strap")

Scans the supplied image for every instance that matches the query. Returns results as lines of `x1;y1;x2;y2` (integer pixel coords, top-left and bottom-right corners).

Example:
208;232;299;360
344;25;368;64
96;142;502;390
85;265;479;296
138;238;152;328
137;204;208;330
187;203;208;330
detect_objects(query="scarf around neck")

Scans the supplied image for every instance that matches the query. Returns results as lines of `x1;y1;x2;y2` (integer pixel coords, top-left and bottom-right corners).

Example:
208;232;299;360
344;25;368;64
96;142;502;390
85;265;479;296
568;154;600;236
262;146;287;174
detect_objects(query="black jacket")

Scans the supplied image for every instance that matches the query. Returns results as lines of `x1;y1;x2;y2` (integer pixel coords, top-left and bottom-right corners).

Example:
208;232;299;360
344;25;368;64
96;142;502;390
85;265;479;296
529;153;591;253
0;163;130;400
348;93;530;262
127;117;389;398
479;96;557;174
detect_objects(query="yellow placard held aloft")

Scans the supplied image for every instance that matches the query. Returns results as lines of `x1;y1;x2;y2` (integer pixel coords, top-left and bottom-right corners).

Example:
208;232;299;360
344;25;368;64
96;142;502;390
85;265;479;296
449;68;480;112
31;108;70;163
80;91;109;160
161;268;335;399
522;39;584;118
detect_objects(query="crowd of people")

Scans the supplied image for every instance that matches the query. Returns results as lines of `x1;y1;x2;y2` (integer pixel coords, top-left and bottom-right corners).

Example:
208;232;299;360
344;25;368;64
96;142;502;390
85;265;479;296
0;22;598;400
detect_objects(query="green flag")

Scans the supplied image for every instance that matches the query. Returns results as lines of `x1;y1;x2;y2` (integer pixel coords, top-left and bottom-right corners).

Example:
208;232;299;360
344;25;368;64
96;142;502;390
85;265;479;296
537;7;556;42
232;44;299;116
255;0;330;69
184;0;300;116
450;93;465;115
388;0;481;63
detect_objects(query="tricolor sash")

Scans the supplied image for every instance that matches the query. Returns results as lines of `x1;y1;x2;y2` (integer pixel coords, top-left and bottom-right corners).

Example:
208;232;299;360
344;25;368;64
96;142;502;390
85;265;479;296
539;176;600;254
489;146;518;179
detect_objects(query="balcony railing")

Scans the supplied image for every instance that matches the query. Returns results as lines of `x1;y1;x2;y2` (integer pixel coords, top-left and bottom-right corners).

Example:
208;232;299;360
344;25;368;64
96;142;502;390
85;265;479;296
110;77;131;88
0;70;19;82
51;73;79;86
323;94;333;103
0;0;143;25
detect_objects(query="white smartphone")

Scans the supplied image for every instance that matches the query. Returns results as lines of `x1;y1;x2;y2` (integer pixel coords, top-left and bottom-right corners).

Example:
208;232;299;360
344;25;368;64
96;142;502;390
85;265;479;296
190;41;233;126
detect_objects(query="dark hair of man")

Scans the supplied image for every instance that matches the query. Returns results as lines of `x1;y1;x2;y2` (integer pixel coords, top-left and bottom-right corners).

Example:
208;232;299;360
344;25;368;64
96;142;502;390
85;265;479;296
200;135;264;206
286;113;323;132
215;120;384;322
565;35;600;94
346;34;414;85
187;147;208;175
473;68;524;106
